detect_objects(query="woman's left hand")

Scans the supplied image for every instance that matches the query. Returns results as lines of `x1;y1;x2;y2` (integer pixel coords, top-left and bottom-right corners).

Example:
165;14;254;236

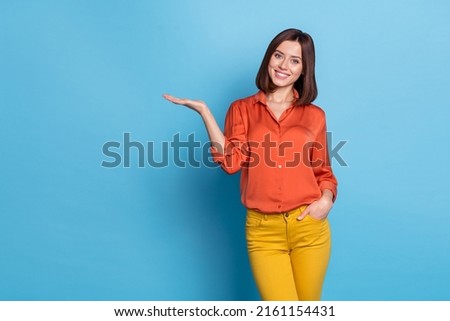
297;190;334;221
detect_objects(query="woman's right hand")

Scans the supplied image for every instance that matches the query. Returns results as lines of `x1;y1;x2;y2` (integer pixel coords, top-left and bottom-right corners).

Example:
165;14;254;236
163;94;208;115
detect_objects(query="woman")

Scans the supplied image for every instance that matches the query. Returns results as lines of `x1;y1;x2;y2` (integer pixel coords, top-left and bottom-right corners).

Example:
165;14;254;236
163;28;337;301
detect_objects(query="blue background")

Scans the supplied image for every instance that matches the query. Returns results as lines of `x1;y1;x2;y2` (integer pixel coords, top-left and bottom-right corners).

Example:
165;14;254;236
1;0;449;300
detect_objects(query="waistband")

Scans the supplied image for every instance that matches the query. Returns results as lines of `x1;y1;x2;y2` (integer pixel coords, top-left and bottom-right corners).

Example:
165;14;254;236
247;204;308;217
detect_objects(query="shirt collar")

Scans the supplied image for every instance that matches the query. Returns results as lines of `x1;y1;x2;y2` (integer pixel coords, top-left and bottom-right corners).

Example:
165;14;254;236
255;89;300;106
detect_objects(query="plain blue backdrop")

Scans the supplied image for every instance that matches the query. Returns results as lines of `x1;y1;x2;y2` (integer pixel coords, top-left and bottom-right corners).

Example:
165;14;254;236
1;0;449;300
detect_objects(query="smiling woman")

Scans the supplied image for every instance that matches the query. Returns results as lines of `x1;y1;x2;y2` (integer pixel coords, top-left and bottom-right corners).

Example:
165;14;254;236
163;28;337;301
256;28;318;106
270;42;303;86
264;41;304;120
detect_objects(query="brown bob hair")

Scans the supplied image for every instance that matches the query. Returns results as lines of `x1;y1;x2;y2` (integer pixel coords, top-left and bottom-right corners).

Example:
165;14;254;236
256;28;318;106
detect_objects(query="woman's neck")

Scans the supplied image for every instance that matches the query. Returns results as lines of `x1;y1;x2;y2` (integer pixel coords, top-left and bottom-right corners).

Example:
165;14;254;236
266;86;294;103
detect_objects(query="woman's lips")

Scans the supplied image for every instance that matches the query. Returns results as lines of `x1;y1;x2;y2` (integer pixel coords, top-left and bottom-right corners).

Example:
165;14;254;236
274;70;290;79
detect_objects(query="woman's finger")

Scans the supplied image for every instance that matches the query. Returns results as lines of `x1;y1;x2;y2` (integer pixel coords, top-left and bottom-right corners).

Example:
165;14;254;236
297;205;311;221
162;94;206;113
163;94;185;104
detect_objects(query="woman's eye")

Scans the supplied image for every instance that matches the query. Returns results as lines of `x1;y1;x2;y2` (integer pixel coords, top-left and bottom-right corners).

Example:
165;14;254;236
291;59;300;64
274;53;282;59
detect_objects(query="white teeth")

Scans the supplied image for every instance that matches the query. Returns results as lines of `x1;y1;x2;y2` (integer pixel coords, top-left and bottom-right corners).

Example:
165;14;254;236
275;71;289;78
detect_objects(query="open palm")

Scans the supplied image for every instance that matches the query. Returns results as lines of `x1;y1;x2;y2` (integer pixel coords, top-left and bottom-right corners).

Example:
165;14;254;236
163;94;207;114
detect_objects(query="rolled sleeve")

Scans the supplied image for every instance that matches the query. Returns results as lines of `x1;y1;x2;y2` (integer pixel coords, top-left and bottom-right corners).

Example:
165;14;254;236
312;116;338;202
209;102;248;174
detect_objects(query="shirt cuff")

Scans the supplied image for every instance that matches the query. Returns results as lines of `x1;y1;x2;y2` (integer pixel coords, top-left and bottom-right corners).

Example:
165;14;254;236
319;182;337;202
209;146;225;164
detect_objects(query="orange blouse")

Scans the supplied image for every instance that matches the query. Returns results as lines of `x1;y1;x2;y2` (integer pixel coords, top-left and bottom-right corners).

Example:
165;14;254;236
210;90;337;213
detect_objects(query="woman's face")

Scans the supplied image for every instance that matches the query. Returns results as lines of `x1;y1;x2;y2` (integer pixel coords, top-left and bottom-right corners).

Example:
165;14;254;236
268;40;303;89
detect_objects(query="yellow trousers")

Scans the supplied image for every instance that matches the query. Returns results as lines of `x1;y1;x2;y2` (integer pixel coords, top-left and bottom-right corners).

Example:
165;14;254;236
246;205;331;301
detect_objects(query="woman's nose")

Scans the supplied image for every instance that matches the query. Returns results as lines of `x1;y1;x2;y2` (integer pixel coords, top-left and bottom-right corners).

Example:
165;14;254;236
279;58;288;69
